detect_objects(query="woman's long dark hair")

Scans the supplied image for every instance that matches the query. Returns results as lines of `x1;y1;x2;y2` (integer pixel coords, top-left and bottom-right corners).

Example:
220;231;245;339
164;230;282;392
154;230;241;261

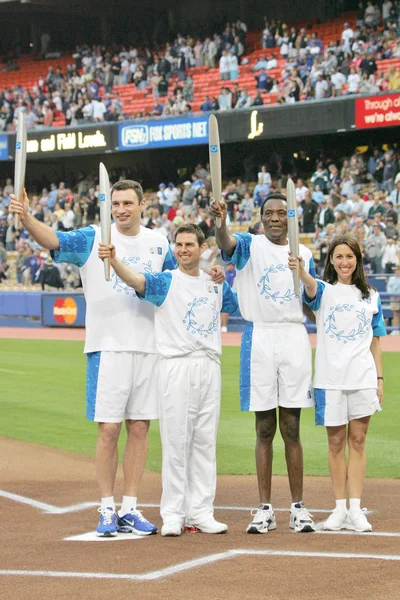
323;234;371;300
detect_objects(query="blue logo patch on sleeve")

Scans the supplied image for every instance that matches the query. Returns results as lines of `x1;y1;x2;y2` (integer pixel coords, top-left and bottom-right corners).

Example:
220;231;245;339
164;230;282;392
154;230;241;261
288;209;296;218
158;247;162;255
210;145;218;153
214;286;218;293
16;142;21;150
99;194;106;202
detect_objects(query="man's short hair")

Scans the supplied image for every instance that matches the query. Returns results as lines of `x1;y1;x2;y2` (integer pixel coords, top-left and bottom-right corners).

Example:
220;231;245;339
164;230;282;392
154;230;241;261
260;192;287;215
175;223;205;247
111;180;144;203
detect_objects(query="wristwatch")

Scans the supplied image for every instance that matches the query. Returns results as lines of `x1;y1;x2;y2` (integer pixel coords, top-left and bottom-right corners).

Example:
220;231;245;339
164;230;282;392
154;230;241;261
377;377;384;381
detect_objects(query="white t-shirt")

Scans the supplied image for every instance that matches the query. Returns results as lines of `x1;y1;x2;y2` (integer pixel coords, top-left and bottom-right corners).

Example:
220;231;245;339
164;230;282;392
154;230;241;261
296;186;309;203
304;280;386;390
142;269;238;360
223;233;315;324
52;224;176;354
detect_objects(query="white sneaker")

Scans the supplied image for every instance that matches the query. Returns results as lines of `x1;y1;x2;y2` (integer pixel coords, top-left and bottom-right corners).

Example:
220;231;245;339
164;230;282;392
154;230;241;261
221;326;228;333
290;503;316;533
161;521;183;537
324;507;348;531
390;330;399;336
346;508;372;532
246;504;276;534
186;517;228;534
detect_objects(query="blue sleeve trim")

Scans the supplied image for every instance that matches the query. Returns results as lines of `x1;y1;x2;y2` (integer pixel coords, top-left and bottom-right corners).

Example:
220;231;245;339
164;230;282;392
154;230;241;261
142;271;172;306
163;246;177;271
221;281;240;315
303;280;325;311
372;296;387;337
221;233;252;270
308;256;316;279
50;227;95;267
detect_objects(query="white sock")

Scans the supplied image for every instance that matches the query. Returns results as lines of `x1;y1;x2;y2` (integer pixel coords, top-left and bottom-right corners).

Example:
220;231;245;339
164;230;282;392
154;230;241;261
291;501;303;511
101;496;115;511
119;496;137;516
349;498;361;512
335;499;347;511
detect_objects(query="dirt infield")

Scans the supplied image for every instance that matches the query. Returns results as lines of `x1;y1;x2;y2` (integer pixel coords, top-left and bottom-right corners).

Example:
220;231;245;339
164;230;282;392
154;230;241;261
1;325;399;599
0;438;399;600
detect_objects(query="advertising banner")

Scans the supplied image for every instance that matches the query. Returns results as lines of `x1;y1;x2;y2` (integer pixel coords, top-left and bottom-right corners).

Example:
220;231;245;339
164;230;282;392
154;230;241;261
355;94;400;129
0;135;9;161
41;293;86;327
118;116;209;151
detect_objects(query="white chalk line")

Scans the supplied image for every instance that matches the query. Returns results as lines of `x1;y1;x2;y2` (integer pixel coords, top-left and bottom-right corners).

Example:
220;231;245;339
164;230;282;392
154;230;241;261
0;490;340;515
0;549;399;581
0;368;30;375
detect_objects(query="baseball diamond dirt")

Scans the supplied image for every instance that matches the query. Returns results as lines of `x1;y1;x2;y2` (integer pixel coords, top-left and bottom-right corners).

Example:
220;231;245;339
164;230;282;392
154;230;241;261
0;327;399;600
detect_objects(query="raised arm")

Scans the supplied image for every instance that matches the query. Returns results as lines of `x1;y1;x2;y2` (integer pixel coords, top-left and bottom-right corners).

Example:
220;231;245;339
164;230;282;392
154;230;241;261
98;243;146;295
9;190;60;250
209;199;237;256
288;253;318;299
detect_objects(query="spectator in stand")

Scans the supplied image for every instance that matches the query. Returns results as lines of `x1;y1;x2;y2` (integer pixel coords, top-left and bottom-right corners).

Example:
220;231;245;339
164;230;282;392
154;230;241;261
258;165;272;187
228;51;239;80
335;194;354;216
347;66;361;94
219;50;230;81
295;178;309;204
317;198;335;228
218;88;232;110
253;176;270;208
383;152;398;193
301;190;318;233
253;90;264;106
384;216;399;239
223;181;242;220
389;180;400;207
181;181;196;216
365;224;387;273
382;237;399;273
200;96;212;112
252;55;269;71
235;89;253;109
364;0;381;28
387;265;400;334
255;69;270;90
311;163;329;193
312;184;324;204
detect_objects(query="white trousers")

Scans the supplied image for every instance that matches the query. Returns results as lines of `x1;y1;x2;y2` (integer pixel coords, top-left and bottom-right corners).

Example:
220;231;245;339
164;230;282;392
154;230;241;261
158;352;221;525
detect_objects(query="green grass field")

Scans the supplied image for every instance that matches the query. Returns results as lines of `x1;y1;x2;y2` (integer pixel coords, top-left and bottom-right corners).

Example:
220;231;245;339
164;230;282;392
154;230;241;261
0;339;399;478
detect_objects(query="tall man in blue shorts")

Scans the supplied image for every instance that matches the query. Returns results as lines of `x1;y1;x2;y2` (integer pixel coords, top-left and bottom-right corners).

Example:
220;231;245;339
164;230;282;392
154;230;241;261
211;192;317;533
10;181;223;538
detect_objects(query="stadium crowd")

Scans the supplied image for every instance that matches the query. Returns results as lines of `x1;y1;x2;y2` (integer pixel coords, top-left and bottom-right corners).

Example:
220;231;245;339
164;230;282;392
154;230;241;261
0;145;399;334
0;3;400;128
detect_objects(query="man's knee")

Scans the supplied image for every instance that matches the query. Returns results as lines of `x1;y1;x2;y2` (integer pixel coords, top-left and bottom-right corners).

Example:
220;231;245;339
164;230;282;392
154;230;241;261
279;409;301;444
255;412;277;443
98;422;122;446
126;419;150;442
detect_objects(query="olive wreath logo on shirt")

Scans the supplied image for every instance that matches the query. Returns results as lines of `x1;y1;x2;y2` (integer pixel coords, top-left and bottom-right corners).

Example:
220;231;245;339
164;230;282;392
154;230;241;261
257;264;296;304
324;304;370;343
183;297;219;337
111;256;141;295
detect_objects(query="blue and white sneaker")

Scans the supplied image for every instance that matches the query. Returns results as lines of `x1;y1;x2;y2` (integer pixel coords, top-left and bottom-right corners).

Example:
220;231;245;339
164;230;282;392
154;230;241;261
96;506;118;537
117;508;158;536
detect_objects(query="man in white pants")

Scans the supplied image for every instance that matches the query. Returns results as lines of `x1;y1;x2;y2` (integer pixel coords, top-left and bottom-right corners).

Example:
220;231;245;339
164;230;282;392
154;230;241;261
99;224;239;536
210;192;317;534
10;181;179;537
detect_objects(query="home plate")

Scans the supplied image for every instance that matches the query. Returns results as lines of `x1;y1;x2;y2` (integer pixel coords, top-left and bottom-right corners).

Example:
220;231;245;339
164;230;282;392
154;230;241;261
64;531;145;542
